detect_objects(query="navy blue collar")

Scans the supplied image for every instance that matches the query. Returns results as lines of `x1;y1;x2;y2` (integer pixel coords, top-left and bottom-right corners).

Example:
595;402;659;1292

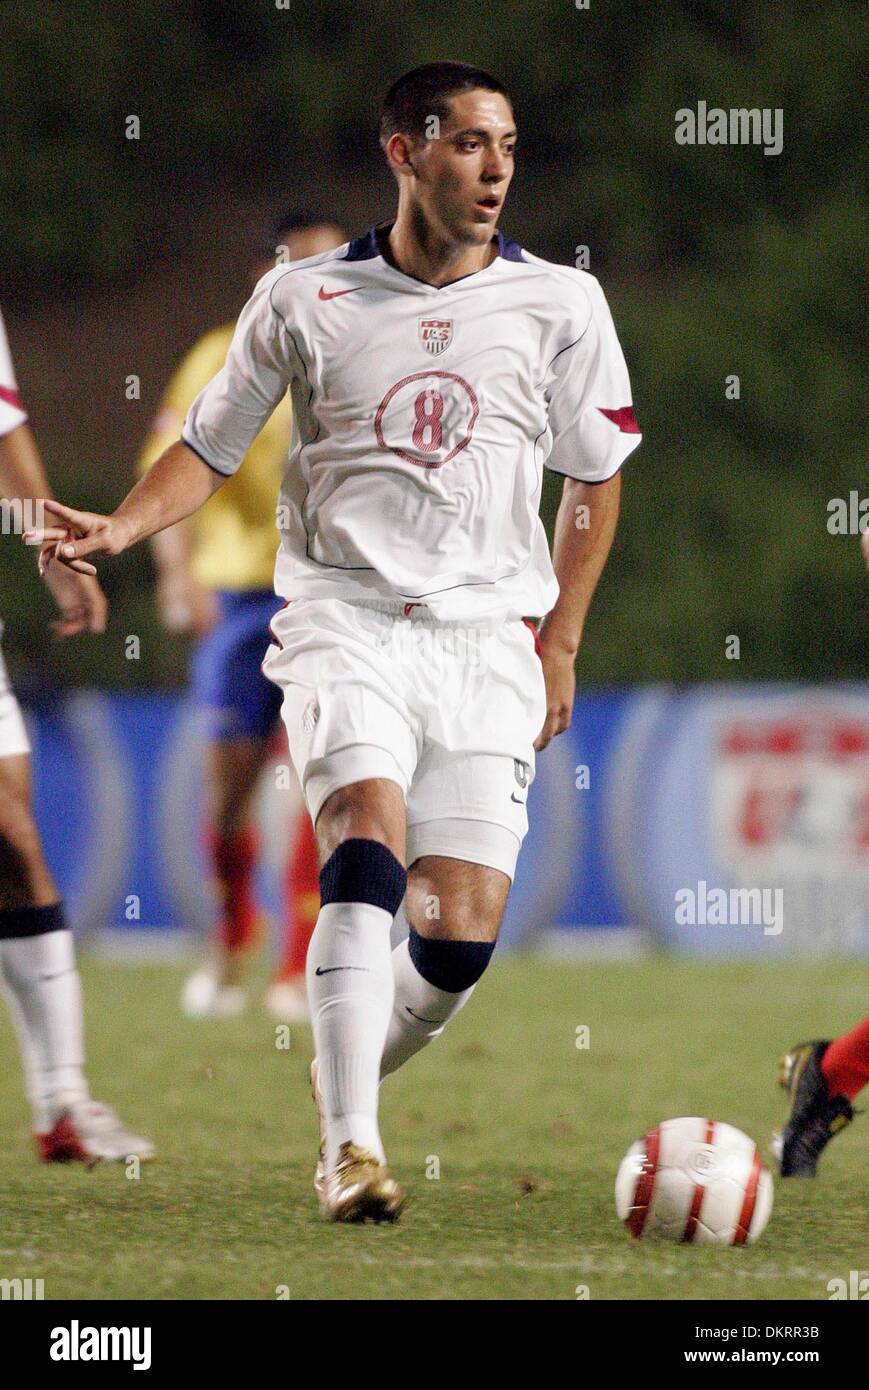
344;223;525;268
343;225;381;261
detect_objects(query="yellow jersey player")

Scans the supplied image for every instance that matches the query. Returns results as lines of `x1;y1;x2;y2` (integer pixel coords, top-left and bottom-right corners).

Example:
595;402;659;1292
138;212;345;1022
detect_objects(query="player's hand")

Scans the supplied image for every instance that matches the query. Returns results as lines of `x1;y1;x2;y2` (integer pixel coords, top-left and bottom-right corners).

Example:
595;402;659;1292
156;569;219;636
534;639;577;751
23;499;133;577
42;557;108;636
862;529;869;571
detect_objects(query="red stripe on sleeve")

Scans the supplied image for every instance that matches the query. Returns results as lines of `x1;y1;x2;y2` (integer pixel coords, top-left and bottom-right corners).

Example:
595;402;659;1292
598;405;640;433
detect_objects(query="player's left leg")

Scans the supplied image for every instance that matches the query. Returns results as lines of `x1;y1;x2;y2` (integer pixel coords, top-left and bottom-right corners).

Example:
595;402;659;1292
380;854;509;1078
380;740;531;1078
379;613;545;1079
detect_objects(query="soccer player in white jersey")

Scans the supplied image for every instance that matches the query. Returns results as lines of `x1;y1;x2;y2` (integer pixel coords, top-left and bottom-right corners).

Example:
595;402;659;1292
29;62;641;1219
0;307;153;1162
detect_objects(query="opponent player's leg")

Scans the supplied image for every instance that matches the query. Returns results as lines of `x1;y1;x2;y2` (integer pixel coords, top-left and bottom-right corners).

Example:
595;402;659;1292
821;1018;869;1102
206;735;271;954
307;777;407;1221
183;595;277;1017
0;748;151;1162
182;735;272;1016
774;1017;868;1177
265;802;319;1022
381;856;508;1078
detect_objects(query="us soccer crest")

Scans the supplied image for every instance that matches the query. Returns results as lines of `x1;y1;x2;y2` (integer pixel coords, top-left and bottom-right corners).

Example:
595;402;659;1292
419;318;453;355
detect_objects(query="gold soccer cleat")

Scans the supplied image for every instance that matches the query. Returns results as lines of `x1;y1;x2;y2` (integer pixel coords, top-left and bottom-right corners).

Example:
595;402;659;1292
310;1059;327;1206
309;1058;404;1222
321;1142;405;1224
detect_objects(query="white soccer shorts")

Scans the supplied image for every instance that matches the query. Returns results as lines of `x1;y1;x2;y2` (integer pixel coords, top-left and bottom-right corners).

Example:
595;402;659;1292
263;597;547;880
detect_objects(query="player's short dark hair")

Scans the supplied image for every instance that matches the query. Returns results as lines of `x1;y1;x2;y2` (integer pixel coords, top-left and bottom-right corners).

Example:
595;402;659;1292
269;210;342;245
379;62;511;148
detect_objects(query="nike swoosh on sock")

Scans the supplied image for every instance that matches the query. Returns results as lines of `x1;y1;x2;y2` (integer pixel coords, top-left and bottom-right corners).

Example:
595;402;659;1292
314;965;373;976
406;1006;447;1024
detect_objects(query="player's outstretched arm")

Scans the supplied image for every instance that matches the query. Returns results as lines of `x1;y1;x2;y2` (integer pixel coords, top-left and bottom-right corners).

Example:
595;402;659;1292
24;439;225;577
534;471;621;751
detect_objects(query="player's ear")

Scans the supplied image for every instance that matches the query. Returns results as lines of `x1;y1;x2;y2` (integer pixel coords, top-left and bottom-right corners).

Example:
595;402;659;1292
385;132;418;179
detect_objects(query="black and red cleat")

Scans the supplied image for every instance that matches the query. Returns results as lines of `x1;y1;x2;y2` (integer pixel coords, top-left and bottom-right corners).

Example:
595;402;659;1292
773;1040;855;1177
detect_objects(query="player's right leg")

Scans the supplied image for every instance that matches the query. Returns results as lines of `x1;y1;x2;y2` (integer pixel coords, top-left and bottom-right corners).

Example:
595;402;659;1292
307;778;407;1222
0;735;152;1164
262;598;420;1221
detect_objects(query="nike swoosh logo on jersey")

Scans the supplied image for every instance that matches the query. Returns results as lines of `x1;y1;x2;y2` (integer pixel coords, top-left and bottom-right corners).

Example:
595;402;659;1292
318;284;363;300
314;964;372;975
510;792;526;804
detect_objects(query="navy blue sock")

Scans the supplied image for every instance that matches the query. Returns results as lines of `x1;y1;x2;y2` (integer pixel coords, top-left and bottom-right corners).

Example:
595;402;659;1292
319;838;406;916
407;926;495;993
0;902;67;940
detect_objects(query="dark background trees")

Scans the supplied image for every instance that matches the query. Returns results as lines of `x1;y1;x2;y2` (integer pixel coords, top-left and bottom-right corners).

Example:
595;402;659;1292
1;0;864;689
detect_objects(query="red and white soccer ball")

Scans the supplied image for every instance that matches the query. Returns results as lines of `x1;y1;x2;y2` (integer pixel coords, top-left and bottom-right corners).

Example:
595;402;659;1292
615;1117;773;1245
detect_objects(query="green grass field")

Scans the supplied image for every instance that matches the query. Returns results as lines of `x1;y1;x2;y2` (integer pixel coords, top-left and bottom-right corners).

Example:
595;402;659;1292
0;955;865;1301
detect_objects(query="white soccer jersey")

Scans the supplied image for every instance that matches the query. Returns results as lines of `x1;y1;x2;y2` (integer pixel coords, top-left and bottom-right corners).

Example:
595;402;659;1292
0;307;28;439
184;225;641;621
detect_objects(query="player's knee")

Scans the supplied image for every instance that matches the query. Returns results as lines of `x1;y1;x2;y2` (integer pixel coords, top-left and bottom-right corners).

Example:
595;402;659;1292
409;883;504;944
407;926;496;993
317;779;404;858
319;838;407;916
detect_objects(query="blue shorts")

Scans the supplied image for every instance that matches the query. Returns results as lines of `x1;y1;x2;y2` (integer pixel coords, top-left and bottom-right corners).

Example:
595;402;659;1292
191;590;284;742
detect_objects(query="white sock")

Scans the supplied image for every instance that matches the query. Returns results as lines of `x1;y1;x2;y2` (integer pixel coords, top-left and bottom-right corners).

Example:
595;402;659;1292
0;929;89;1131
306;901;394;1166
380;936;476;1079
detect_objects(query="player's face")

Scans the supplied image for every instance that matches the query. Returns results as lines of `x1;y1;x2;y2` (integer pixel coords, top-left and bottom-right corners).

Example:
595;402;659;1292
409;90;516;247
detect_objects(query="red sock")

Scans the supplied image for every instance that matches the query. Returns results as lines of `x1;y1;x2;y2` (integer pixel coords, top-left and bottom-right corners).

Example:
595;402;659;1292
821;1017;869;1102
206;825;260;953
275;812;320;980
